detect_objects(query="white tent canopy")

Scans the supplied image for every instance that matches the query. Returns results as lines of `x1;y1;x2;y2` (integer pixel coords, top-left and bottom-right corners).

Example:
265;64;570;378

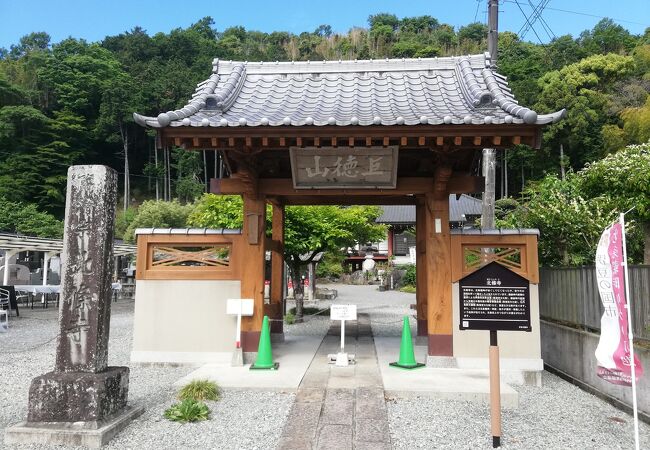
0;232;136;286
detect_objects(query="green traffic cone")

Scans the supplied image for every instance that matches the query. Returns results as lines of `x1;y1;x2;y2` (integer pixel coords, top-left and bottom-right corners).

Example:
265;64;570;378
390;316;425;370
250;316;279;370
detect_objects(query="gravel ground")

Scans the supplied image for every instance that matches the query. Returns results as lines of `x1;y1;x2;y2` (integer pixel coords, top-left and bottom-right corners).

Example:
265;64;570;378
2;285;649;449
0;299;294;450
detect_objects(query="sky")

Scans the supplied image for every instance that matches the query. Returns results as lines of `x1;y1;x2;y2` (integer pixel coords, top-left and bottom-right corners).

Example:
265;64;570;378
0;0;648;49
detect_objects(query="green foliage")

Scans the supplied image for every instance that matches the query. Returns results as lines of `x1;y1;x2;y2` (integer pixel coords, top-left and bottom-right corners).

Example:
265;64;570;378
163;399;210;423
284;312;295;325
177;380;220;402
401;264;417;286
188;194;244;229
123;200;192;242
0;197;63;238
399;285;416;294
499;174;618;266
315;251;345;279
115;207;138;240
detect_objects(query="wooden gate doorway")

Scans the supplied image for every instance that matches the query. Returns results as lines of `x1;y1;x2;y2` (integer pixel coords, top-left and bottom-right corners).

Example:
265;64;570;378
134;54;564;357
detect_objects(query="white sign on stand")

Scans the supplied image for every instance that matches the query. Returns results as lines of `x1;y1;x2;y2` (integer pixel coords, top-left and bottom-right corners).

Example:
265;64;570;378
226;299;254;366
329;304;357;366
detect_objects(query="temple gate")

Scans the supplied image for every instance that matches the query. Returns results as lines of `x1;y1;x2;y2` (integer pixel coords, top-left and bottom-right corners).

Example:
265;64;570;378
132;53;564;363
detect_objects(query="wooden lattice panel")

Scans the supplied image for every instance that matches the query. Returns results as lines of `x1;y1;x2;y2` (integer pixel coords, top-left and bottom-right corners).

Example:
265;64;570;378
151;245;230;268
450;234;539;283
463;245;523;272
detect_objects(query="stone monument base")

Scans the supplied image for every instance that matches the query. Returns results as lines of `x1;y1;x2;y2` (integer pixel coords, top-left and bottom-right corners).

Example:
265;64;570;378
28;366;130;423
4;405;144;449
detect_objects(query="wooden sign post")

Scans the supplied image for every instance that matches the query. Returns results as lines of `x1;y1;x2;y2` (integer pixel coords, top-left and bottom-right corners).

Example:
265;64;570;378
459;262;531;448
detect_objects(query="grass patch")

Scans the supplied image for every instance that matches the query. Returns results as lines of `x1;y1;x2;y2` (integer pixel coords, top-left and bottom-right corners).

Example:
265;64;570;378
288;306;330;316
164;399;210;423
178;379;220;401
399;285;416;294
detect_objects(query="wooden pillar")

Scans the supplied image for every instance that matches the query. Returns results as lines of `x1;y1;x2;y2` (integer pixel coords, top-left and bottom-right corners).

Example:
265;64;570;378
387;226;394;258
425;193;453;356
240;193;266;353
415;199;428;336
269;203;285;334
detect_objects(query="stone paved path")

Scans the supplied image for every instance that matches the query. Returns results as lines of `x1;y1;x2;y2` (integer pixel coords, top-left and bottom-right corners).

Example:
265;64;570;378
276;314;392;450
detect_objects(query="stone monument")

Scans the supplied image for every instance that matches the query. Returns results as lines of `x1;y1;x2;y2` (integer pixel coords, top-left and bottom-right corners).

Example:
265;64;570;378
5;166;143;448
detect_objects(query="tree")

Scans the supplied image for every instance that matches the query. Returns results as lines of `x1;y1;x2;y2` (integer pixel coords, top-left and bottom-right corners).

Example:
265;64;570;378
123;200;193;242
579;141;650;263
499;174;617;266
0;197;63;238
535;53;636;168
188;195;386;321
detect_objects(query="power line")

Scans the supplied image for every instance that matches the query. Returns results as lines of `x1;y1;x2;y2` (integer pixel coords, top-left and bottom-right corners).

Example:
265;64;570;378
514;0;545;44
503;0;649;27
474;0;483;23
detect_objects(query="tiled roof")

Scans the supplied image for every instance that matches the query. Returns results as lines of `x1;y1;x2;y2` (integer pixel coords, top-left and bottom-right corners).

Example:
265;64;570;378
134;53;565;129
376;194;482;224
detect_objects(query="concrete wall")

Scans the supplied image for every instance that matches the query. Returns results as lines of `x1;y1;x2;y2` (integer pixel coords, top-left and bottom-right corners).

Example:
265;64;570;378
452;283;543;383
541;320;649;418
131;279;241;364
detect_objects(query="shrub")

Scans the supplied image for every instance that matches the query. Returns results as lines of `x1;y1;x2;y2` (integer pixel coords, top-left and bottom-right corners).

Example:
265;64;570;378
285;312;296;324
401;264;416;286
289;306;330;316
163;399;210;423
123;200;193;242
400;285;417;294
178;380;220;402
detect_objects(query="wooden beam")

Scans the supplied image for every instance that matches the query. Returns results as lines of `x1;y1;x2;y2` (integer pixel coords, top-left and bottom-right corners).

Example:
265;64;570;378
512;136;521;145
296;137;302;147
493;136;502;146
174;137;181;147
228;137;235;147
415;200;428;336
192;137;200;147
400;137;408;146
245;137;252;147
447;175;485;194
211;137;218;147
433;166;453;199
425;194;453;356
473;136;482;146
331;137;337;147
314;137;320;147
366;137;372;146
278;196;419;205
280;137;286;146
270;203;285;328
436;136;444;146
454;136;462;146
418;136;426;146
262;137;268;147
383;137;390;147
349;137;355;147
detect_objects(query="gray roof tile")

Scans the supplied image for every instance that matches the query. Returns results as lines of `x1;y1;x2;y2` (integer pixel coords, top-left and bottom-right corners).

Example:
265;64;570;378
376;195;483;224
134;54;566;129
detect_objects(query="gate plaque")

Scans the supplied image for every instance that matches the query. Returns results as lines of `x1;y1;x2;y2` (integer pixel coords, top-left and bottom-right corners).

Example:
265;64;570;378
459;261;531;331
290;146;398;189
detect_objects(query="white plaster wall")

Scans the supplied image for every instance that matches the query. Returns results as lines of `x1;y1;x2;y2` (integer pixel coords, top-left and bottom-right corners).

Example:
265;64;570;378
452;282;543;373
131;279;240;364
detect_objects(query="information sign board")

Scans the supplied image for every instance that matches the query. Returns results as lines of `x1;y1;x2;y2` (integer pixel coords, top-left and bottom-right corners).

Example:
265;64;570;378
459;262;531;331
330;304;357;321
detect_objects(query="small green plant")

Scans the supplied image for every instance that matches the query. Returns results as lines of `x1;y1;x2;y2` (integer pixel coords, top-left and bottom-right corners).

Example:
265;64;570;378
285;312;296;324
400;285;417;294
163;399;210;423
178;379;220;401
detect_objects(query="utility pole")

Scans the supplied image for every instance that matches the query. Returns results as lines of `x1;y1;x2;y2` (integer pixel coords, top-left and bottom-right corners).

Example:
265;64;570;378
482;0;499;229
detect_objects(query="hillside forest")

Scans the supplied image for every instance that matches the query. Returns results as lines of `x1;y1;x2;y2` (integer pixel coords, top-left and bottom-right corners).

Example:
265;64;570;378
0;14;649;266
